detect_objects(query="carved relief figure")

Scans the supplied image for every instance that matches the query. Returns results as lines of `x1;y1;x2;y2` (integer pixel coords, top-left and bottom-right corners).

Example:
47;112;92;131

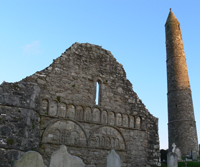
53;129;60;143
109;112;115;125
130;116;135;128
123;114;128;127
59;103;66;118
61;130;69;144
67;105;75;119
49;100;58;116
136;117;141;129
77;106;83;120
89;126;125;150
70;131;79;145
95;136;100;147
116;113;122;126
42;120;86;146
101;136;105;147
41;99;48;115
84;107;92;122
111;137;115;148
115;138;120;149
102;110;107;124
93;108;100;123
106;137;111;148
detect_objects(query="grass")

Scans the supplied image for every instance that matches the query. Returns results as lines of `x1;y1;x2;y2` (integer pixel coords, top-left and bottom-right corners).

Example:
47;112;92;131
178;161;200;167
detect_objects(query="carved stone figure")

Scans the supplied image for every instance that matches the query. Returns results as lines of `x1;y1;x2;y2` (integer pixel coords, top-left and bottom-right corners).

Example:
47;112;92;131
42;120;86;146
109;112;115;125
59;103;66;118
68;105;75;119
49;101;57;116
89;126;125;150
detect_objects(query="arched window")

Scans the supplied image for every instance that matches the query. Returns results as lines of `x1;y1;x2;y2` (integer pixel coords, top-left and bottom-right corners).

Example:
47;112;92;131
95;81;99;105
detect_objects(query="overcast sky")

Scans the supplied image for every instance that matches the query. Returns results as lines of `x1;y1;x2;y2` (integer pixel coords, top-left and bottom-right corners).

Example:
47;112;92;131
0;0;199;150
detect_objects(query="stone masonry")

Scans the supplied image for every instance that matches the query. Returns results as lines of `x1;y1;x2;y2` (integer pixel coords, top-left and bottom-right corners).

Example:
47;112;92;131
0;42;160;167
165;9;198;156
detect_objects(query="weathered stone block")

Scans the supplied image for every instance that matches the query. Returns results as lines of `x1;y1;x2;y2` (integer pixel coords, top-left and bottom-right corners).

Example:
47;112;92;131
106;149;121;167
49;145;85;167
14;151;46;167
167;152;178;167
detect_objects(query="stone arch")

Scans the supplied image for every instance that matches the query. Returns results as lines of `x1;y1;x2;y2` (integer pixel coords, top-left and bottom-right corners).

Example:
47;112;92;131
109;111;115;125
42;119;87;146
116;113;122;126
130;115;135;128
58;102;67;118
49;100;58;116
76;106;84;121
89;125;126;150
101;110;108;124
41;99;49;115
67;104;76;120
136;116;142;129
92;107;101;123
123;114;129;127
84;106;92;122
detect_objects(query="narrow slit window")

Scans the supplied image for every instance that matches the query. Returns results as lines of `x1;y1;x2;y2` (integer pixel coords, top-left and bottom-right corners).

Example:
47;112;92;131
95;82;99;105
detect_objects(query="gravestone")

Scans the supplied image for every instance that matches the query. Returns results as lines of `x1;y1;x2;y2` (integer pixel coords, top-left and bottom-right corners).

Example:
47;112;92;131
174;148;181;161
14;151;46;167
191;150;197;161
167;153;178;167
106;149;121;167
49;145;85;167
167;143;178;167
199;144;200;156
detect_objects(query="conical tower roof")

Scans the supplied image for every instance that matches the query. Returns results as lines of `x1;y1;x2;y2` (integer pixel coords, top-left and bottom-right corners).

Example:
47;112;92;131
165;9;180;25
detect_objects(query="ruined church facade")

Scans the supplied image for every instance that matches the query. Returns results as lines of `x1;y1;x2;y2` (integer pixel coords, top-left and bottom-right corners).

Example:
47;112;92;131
0;43;160;166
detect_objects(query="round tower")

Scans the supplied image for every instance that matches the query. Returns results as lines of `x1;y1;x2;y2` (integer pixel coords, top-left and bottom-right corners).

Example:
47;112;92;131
165;9;198;156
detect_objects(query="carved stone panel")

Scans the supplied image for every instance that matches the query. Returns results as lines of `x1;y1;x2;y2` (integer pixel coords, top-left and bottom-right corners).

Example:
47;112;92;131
42;120;86;146
116;113;122;126
109;112;115;125
49;101;57;116
58;103;66;118
93;108;100;123
89;126;125;150
67;105;75;119
130;116;135;128
123;114;128;127
84;107;92;122
41;99;48;115
136;117;141;129
76;106;83;121
102;110;107;124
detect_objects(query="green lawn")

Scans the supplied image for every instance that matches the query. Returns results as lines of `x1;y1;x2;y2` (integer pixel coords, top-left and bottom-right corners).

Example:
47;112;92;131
178;161;200;167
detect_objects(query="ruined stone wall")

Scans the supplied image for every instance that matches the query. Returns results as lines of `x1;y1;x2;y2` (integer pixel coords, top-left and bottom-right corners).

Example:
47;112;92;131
0;43;160;167
0;82;40;167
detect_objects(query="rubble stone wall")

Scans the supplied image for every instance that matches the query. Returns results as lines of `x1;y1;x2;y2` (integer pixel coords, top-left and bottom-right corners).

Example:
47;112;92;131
0;82;40;167
0;43;160;167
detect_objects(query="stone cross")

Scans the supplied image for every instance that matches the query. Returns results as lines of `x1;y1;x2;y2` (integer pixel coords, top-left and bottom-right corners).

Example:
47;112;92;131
172;143;176;153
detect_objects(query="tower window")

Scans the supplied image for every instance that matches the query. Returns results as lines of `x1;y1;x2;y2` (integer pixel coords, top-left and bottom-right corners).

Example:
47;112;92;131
167;25;170;31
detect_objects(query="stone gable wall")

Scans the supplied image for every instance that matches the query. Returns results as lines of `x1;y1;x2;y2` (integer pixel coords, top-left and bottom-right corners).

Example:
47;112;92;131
0;43;160;167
